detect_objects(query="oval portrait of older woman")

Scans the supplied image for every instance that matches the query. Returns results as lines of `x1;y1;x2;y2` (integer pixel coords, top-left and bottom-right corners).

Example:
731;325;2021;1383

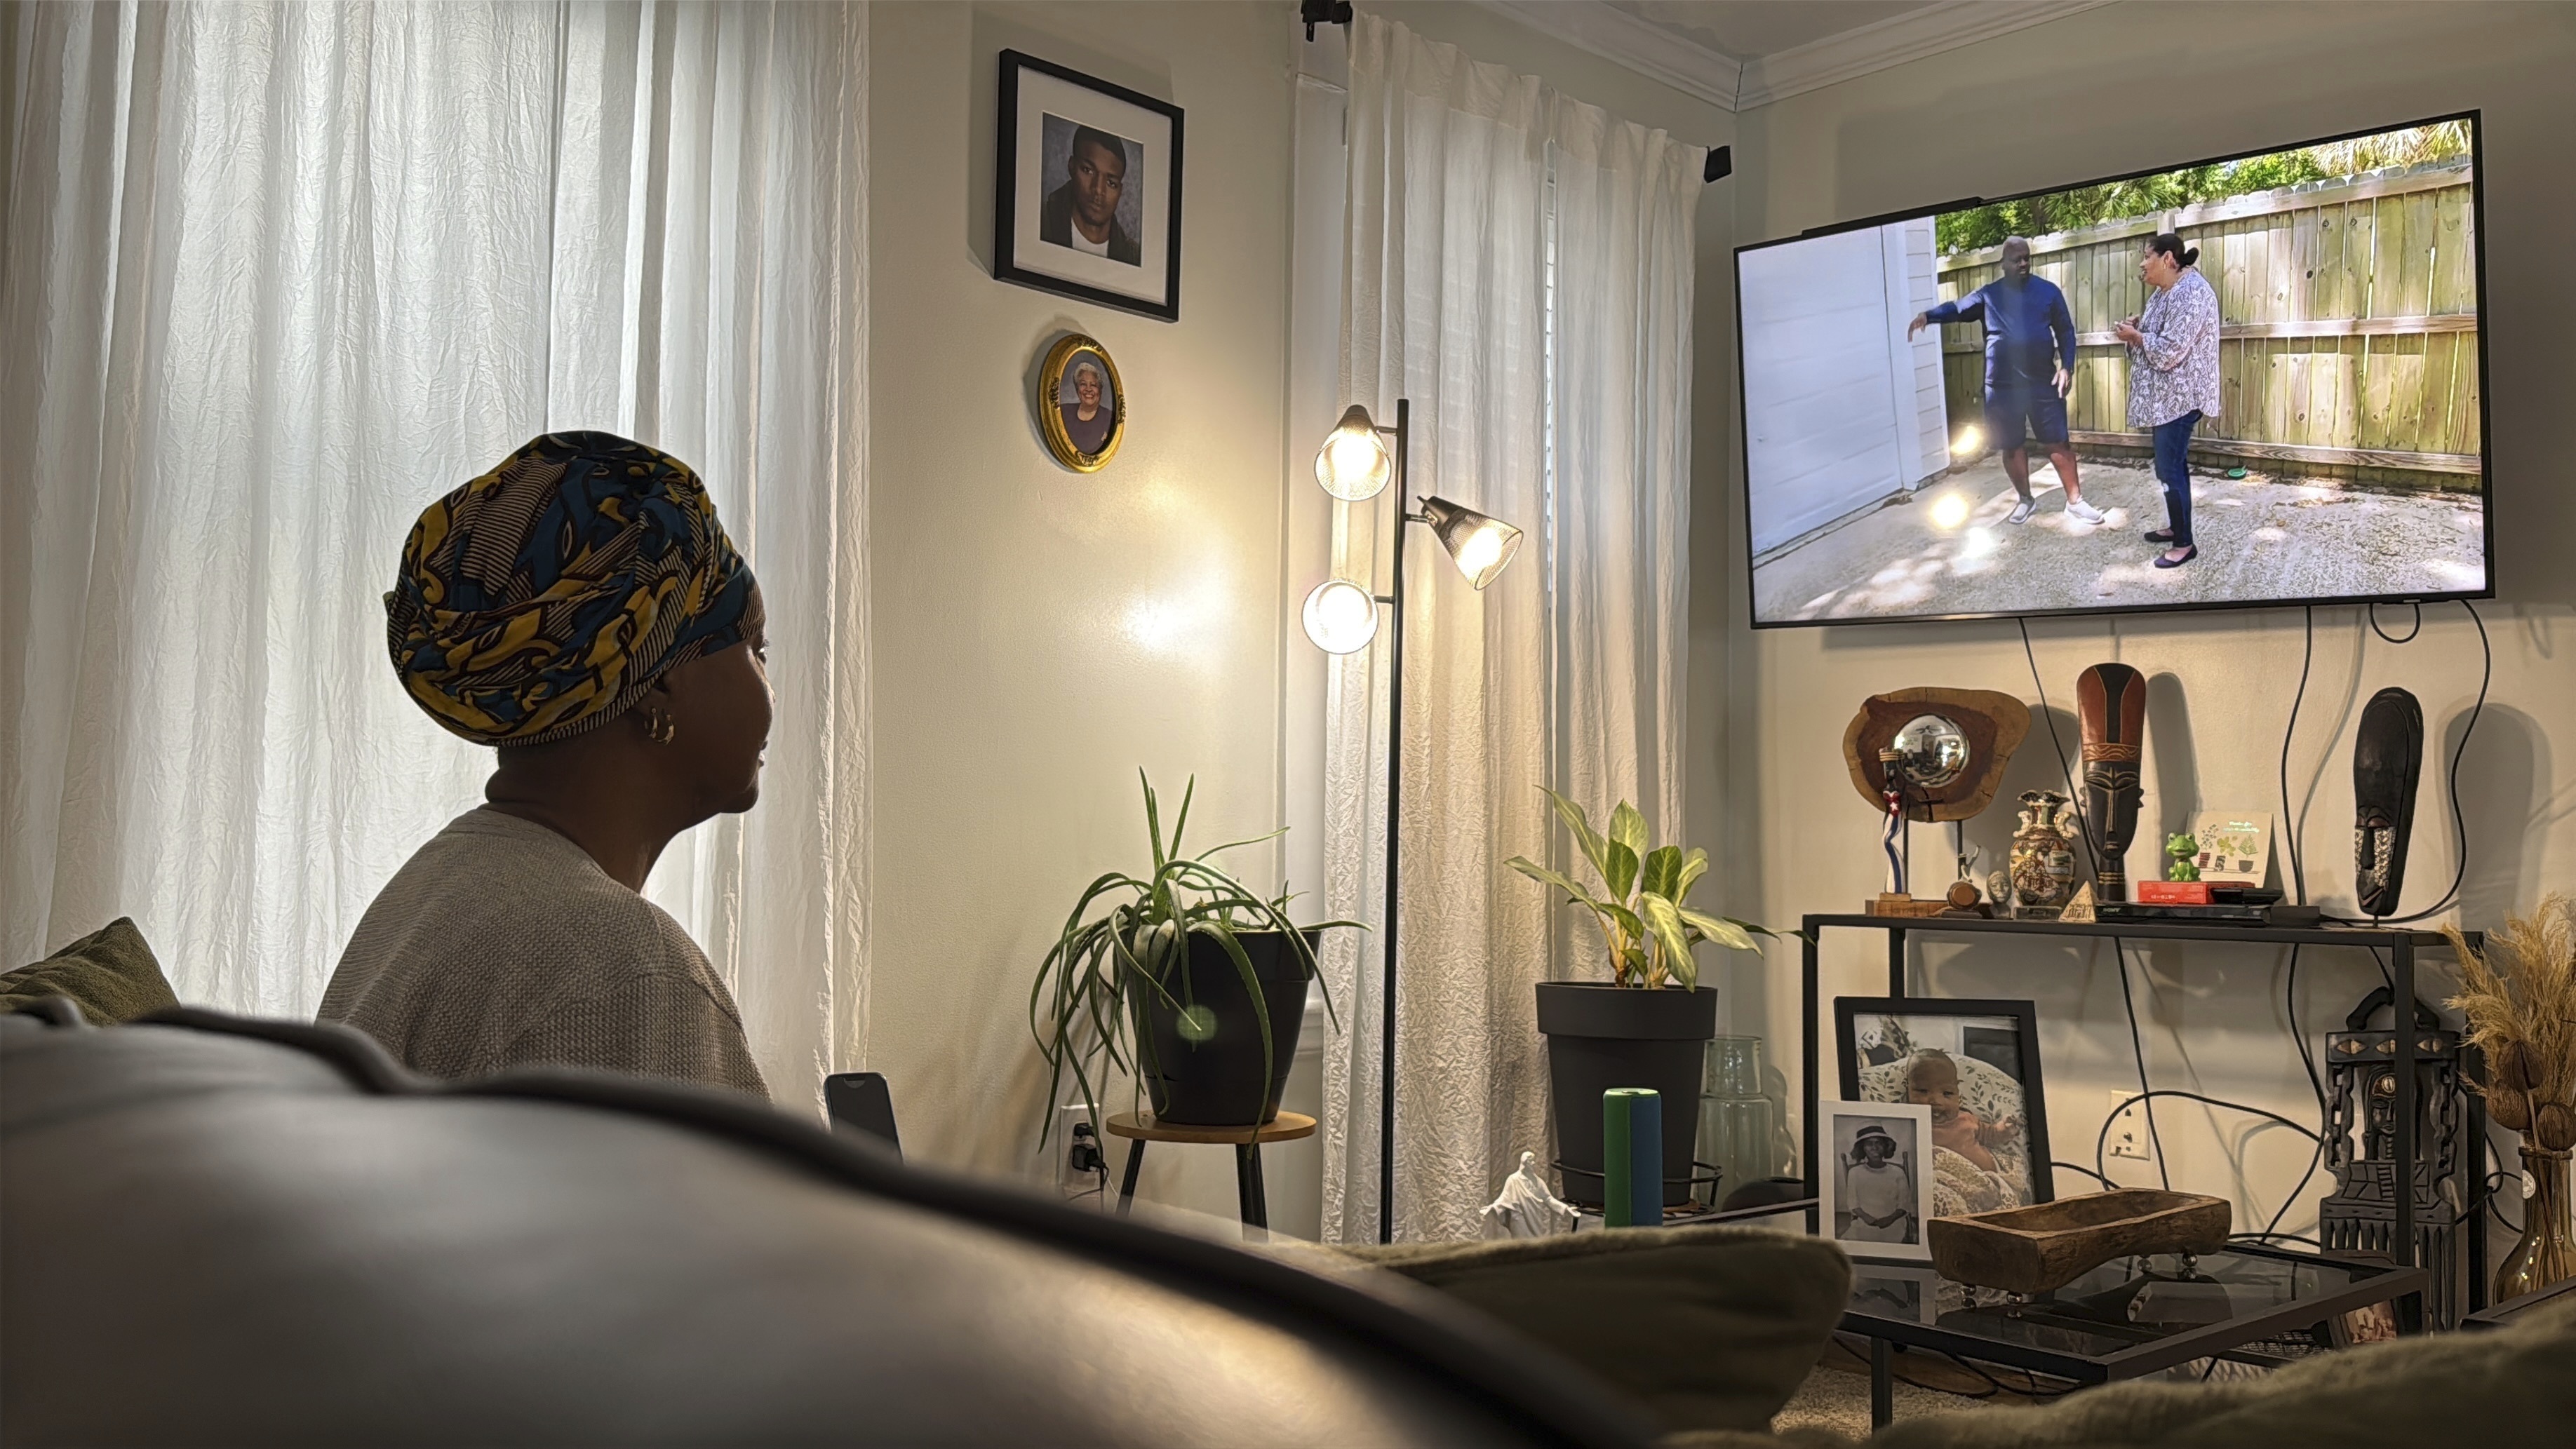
1038;334;1123;471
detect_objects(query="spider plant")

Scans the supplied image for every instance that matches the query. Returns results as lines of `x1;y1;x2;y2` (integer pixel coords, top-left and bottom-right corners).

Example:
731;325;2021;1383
1030;771;1351;1147
1507;787;1780;989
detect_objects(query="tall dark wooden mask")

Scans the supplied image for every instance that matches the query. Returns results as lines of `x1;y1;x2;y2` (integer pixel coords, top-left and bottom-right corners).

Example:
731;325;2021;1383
2354;687;2424;919
2076;663;2146;901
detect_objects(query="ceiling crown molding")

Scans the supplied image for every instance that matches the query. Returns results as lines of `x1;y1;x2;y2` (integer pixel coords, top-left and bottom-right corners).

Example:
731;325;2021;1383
1736;1;2117;109
1468;0;2115;114
1476;0;1745;109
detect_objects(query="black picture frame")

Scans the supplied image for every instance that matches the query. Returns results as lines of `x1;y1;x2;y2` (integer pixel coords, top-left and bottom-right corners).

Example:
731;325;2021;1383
993;49;1183;323
1835;996;2054;1206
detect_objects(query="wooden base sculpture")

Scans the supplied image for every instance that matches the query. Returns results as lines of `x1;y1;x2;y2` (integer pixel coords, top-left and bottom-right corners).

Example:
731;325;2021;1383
2076;663;2145;903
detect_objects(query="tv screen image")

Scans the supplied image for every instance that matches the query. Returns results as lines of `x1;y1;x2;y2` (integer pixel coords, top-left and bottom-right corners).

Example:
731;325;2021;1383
1736;115;2489;626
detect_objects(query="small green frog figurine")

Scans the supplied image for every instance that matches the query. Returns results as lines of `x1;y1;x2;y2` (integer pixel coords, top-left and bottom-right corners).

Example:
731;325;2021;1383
2166;833;2200;882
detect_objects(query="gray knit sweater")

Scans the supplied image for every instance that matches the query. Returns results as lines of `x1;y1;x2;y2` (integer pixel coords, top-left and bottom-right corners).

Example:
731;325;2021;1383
319;808;768;1099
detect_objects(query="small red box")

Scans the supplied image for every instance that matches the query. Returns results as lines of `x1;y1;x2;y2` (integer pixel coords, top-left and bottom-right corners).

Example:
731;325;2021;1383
2137;880;2213;905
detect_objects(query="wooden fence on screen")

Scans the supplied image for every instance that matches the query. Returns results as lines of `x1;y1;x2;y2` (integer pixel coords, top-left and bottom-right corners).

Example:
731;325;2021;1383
1936;158;2480;492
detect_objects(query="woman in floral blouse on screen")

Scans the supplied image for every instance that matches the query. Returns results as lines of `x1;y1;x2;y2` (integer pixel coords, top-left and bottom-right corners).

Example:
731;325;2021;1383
2115;232;2223;568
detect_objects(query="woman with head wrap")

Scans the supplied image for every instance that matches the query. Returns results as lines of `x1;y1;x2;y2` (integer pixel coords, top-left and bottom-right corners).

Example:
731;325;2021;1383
319;432;772;1098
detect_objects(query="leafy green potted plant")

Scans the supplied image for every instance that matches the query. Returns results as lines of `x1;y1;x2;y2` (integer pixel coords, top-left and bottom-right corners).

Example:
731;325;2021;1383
1508;788;1779;1208
1031;773;1351;1149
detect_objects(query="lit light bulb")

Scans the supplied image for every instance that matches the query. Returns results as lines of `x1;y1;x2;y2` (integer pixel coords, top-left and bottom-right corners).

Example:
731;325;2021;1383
1453;525;1508;581
1419;496;1523;590
1301;579;1380;654
1313;405;1392;500
1950;425;1984;457
1930;493;1971;530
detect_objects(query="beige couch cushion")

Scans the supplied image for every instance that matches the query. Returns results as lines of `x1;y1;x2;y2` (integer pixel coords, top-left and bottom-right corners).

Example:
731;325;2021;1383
1287;1224;1851;1436
3;919;179;1025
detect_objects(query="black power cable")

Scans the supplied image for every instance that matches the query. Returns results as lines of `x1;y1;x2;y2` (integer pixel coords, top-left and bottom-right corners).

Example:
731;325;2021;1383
2051;1160;2119;1190
2017;618;2099;881
2265;945;2330;1244
2278;606;2316;905
2093;1089;2322;1190
2367;600;2424;645
2113;943;2172;1190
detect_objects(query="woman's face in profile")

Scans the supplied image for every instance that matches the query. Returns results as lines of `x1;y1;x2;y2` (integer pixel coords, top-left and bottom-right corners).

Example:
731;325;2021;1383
2140;248;2180;288
662;634;773;816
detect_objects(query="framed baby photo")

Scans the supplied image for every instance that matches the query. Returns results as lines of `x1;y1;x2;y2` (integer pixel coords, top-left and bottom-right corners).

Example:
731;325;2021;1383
994;50;1183;321
1836;997;2055;1213
1037;334;1124;471
1819;1100;1936;1263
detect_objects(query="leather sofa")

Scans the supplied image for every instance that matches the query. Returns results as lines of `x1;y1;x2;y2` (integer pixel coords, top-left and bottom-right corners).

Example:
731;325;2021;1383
1;1006;1661;1448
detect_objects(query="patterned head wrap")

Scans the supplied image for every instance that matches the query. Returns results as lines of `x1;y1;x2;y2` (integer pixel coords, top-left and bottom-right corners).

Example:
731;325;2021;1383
387;431;764;746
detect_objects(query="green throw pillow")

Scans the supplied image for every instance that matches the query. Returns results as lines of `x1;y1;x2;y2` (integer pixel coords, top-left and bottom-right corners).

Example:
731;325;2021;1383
1319;1225;1851;1435
2;918;180;1025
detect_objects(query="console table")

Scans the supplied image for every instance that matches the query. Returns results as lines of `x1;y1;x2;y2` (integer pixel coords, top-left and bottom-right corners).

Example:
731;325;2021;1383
1796;914;2484;1303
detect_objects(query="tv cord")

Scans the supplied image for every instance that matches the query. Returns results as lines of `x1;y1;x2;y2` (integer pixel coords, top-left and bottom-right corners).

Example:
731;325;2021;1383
2019;614;2490;1248
2016;618;2100;882
2278;606;2316;904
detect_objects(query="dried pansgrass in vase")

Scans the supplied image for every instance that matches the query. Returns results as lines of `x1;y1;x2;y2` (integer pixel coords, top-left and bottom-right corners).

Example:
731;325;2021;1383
2444;894;2576;1150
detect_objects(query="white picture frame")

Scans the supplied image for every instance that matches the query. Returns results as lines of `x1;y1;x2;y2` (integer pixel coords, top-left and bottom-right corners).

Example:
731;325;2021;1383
1848;1263;1943;1325
1819;1100;1936;1263
2190;810;2273;886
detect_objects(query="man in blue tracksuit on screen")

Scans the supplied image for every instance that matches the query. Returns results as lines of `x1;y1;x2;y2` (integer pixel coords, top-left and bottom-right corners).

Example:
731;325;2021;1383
1908;236;2104;527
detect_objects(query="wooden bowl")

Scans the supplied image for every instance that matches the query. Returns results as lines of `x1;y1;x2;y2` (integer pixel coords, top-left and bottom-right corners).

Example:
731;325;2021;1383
1926;1189;2232;1295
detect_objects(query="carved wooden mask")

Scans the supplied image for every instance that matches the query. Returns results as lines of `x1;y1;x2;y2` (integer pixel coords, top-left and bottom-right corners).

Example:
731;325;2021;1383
2076;663;2147;898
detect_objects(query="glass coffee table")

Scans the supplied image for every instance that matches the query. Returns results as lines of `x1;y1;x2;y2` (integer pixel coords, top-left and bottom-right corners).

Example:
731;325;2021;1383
1840;1246;2428;1427
2461;1276;2576;1330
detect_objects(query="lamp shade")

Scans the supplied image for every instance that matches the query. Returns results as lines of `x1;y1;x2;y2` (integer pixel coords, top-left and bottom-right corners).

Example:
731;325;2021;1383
1314;404;1392;501
1301;579;1380;654
1419;497;1522;590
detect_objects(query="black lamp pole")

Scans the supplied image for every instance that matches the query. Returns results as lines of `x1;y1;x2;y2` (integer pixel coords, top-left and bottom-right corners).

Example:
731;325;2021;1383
1312;396;1515;1244
1376;398;1410;1244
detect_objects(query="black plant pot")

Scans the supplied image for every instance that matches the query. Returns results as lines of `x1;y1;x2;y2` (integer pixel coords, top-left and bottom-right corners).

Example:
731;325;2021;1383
1130;929;1319;1126
1536;982;1717;1208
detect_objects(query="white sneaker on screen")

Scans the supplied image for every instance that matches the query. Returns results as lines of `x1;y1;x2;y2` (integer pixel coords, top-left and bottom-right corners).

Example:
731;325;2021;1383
2064;499;2107;524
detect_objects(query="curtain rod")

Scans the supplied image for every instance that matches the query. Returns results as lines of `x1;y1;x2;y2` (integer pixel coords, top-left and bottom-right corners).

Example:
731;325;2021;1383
1302;6;1733;184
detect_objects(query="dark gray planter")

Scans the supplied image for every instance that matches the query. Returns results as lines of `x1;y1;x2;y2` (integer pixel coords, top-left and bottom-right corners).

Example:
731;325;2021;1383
1536;982;1716;1208
1129;929;1318;1126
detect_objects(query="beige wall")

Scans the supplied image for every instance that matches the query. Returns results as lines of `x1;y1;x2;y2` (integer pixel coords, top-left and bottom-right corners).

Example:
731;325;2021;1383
864;1;1737;1232
1723;2;2576;1241
866;1;1300;1220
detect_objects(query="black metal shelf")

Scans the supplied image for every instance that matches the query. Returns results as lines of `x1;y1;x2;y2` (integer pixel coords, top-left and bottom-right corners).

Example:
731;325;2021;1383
1801;912;2466;949
1795;910;2484;1311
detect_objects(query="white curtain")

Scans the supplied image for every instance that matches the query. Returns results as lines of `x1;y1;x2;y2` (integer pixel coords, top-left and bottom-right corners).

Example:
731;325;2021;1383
0;1;868;1110
1319;14;1699;1241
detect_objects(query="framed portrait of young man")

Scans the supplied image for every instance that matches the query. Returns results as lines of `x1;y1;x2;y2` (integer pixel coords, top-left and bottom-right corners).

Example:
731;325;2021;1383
993;50;1183;321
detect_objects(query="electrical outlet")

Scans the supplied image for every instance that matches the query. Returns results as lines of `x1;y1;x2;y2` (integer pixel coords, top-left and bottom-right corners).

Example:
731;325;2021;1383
1057;1105;1114;1195
2106;1091;2153;1161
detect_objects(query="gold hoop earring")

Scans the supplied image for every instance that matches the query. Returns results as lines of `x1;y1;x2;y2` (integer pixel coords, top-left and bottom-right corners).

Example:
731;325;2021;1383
645;708;678;746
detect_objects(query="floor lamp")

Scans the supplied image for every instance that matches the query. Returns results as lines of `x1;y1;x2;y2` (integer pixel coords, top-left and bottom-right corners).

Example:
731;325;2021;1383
1299;398;1524;1242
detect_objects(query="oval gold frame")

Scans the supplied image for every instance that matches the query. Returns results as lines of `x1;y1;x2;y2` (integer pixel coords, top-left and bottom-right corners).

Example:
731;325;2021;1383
1037;334;1125;473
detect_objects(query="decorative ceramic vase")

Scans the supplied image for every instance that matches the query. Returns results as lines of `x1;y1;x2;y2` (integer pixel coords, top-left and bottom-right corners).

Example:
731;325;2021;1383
2496;1142;2576;1302
2008;790;2079;918
1699;1035;1783;1200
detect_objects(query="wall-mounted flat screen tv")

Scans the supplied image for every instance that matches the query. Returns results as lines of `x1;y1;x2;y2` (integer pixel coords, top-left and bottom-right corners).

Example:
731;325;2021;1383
1736;112;2490;628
